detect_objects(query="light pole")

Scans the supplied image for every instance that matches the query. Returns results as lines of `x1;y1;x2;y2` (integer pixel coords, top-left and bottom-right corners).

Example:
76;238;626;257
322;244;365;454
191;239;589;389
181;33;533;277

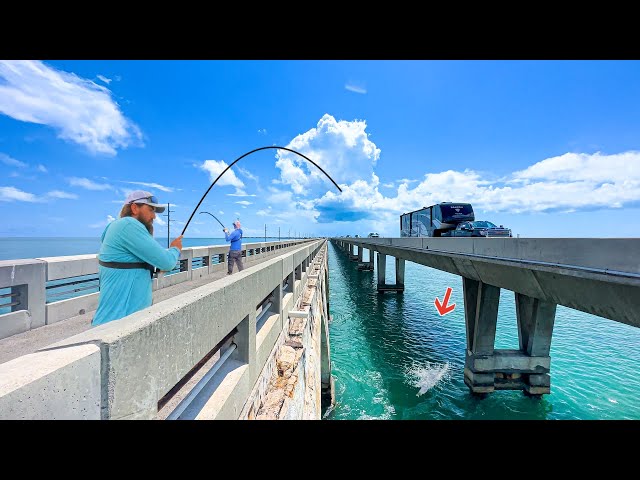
163;203;175;247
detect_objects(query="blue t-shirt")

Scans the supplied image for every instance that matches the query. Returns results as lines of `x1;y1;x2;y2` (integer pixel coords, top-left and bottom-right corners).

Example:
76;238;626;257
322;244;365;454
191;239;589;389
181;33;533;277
92;217;181;326
225;228;243;251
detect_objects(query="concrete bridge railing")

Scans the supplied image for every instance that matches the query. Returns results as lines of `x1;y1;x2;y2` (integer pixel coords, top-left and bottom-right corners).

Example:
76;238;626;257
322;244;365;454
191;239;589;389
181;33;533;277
0;239;326;419
0;239;311;340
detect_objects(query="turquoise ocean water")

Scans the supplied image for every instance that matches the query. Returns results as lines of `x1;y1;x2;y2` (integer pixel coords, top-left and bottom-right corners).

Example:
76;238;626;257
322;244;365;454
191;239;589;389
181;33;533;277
324;241;640;420
2;237;639;420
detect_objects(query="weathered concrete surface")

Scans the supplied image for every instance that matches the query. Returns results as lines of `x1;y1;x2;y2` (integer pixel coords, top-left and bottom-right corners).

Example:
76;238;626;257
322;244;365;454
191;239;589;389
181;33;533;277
0;344;100;419
240;245;329;420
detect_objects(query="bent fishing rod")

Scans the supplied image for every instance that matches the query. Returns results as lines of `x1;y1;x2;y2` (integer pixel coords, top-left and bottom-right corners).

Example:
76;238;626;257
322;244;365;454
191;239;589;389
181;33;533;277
181;146;342;236
200;211;226;230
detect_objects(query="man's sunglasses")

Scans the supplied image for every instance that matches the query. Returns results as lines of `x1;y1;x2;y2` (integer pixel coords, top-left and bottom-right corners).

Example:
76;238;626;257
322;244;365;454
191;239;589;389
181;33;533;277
128;195;159;205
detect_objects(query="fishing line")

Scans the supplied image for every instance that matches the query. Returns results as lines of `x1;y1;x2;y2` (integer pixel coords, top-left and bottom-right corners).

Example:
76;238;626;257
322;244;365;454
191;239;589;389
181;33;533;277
181;146;342;236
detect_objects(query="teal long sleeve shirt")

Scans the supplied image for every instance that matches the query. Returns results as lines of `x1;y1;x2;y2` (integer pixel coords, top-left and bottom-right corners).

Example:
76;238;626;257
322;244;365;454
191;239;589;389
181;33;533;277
92;217;180;326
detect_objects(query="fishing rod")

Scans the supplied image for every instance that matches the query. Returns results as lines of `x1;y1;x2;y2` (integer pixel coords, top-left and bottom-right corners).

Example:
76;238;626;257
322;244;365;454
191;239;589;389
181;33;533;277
200;211;226;230
181;145;342;237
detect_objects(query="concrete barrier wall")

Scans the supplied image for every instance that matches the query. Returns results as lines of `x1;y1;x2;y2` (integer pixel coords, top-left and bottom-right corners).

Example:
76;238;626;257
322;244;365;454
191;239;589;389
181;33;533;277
0;310;32;340
0;240;313;340
0;259;46;334
0;240;325;419
351;237;640;274
46;292;100;324
0;344;100;419
245;243;328;420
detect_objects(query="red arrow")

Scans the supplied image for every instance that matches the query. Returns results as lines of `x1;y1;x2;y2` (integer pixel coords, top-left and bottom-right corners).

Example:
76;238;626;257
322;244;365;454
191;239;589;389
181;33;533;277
434;287;456;316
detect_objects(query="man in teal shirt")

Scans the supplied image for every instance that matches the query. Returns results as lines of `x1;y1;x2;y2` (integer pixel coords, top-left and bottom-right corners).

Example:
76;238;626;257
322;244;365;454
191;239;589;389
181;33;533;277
92;190;183;326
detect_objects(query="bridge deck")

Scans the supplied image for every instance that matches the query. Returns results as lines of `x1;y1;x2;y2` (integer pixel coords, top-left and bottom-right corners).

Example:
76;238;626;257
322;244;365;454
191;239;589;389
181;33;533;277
332;237;640;327
0;243;303;365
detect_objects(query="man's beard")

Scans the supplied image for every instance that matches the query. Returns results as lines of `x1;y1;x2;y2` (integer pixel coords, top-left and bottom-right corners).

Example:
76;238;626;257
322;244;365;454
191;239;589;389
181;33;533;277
139;218;153;235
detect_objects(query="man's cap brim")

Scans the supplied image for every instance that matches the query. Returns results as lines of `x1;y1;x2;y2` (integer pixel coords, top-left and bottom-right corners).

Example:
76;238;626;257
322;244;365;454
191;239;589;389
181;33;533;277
148;203;166;213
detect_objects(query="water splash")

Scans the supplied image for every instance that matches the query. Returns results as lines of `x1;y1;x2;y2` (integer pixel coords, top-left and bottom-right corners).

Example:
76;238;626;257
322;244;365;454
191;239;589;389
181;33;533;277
406;362;450;396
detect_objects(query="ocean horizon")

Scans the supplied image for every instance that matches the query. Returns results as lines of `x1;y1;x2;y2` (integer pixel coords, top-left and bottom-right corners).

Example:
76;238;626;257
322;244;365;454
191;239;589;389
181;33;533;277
0;236;303;261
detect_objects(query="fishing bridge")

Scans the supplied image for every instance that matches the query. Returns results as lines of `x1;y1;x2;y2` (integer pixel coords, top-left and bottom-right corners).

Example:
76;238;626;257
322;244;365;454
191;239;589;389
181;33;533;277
0;239;332;419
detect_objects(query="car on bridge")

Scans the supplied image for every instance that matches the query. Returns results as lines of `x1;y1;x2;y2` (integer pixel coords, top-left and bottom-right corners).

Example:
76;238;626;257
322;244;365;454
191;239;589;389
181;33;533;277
449;221;512;238
368;232;380;238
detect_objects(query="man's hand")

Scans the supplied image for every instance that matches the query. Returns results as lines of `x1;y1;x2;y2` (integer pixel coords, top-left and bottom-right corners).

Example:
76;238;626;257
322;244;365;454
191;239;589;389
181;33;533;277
170;235;184;251
223;228;228;233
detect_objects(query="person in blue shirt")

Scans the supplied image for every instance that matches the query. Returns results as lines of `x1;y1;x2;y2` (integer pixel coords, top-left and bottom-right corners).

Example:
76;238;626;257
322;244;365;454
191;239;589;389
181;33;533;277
92;190;183;326
223;220;244;275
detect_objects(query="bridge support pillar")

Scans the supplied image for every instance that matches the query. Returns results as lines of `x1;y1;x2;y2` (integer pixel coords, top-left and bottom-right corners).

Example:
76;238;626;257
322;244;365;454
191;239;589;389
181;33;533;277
376;253;404;292
320;310;335;411
462;278;556;396
357;248;374;270
377;253;386;286
463;278;499;394
395;258;405;287
515;293;556;395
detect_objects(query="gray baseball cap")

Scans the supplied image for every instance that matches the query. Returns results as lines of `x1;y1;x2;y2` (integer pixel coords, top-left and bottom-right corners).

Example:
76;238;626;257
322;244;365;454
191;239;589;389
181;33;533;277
124;190;166;213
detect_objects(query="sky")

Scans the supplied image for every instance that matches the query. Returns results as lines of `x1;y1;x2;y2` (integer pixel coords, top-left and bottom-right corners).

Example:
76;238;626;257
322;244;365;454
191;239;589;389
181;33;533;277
0;59;639;239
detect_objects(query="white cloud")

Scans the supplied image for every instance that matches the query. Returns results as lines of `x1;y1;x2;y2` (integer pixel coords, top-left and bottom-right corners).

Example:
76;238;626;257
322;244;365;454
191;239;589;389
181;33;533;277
199;160;245;189
47;190;78;199
512;151;639;184
97;74;112;84
235;200;252;206
236;166;259;183
0;186;40;202
256;207;272;216
219;210;224;215
275;114;380;195
0;60;143;155
121;181;174;192
68;177;112;190
310;151;640;234
154;217;166;226
226;189;257;197
257;128;267;135
37;164;47;173
0;153;27;168
345;83;367;94
89;215;116;228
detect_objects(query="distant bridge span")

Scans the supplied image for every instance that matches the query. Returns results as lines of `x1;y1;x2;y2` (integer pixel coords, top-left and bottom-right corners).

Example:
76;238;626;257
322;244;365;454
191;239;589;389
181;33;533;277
331;236;640;395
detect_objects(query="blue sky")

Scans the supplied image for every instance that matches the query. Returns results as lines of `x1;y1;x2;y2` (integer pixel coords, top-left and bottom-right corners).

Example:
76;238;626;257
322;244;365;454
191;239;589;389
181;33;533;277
1;60;639;238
